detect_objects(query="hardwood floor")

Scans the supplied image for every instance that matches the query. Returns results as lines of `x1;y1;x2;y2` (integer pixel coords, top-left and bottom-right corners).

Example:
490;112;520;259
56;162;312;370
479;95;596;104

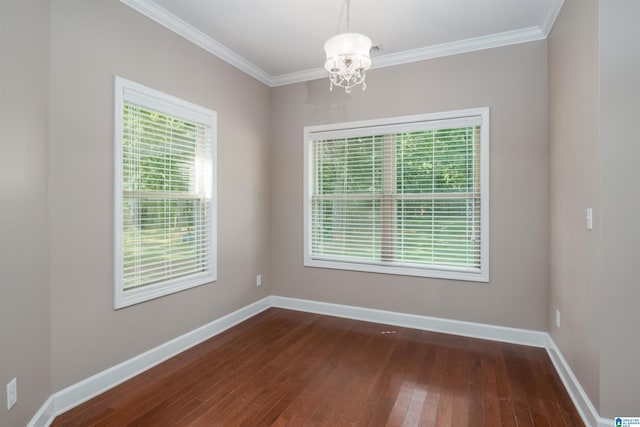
52;308;583;426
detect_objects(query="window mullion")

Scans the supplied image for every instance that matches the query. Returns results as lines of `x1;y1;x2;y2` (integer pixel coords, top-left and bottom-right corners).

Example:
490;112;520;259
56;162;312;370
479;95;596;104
381;133;396;262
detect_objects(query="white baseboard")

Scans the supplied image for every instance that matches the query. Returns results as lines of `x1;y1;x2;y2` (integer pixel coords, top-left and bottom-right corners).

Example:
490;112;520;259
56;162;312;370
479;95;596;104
270;295;549;348
26;396;55;427
545;336;613;427
27;294;610;427
27;296;271;427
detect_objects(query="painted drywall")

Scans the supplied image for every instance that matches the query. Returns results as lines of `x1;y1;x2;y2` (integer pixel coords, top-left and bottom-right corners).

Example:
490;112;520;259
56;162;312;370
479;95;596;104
0;1;52;426
599;0;640;417
270;41;549;330
547;0;601;411
49;0;271;391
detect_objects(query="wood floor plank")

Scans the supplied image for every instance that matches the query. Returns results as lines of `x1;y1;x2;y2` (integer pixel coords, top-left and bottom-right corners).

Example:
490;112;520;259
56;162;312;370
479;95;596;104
478;346;501;427
51;308;584;427
336;323;393;426
418;339;446;425
404;339;438;427
497;398;518;427
465;350;485;425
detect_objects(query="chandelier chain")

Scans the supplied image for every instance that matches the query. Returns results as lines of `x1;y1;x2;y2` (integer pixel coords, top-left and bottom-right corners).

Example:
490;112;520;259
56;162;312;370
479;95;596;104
346;0;351;32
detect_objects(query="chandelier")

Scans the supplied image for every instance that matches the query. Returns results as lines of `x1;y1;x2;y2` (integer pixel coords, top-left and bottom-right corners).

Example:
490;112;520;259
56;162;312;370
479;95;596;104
324;0;372;93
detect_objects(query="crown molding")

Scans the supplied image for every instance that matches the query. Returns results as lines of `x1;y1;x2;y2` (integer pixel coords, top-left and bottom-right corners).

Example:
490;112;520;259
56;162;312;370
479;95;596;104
270;26;546;87
540;0;566;37
269;67;328;87
119;0;272;86
371;26;546;69
121;0;565;88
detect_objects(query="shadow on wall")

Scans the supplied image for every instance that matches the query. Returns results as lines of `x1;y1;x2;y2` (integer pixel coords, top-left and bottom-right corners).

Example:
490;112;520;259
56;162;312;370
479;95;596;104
304;79;350;124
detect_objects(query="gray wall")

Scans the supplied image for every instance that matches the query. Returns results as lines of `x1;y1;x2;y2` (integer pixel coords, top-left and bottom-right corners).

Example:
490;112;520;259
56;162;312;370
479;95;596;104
270;42;549;330
547;0;601;410
599;0;640;417
549;0;640;417
49;0;271;391
0;1;52;426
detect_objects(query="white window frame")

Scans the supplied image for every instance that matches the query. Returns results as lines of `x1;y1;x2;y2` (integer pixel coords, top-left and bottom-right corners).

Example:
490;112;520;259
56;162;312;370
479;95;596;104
114;76;217;309
303;108;489;282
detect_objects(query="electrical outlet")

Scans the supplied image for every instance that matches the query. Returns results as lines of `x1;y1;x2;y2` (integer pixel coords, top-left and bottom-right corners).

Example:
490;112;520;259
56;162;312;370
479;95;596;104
6;378;17;410
555;309;561;329
256;274;262;287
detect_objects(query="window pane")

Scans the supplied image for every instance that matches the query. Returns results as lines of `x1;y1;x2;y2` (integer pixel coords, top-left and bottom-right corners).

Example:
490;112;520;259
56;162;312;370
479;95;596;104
396;128;477;194
311;198;381;260
395;198;480;268
122;197;208;290
123;105;199;193
314;136;383;195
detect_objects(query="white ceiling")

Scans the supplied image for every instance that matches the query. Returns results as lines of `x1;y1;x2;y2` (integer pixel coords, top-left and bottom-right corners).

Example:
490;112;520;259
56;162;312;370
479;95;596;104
121;0;565;87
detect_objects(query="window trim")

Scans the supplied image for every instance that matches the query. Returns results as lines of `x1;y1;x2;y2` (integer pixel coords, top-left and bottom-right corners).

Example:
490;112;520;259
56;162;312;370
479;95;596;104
114;76;217;309
303;108;489;282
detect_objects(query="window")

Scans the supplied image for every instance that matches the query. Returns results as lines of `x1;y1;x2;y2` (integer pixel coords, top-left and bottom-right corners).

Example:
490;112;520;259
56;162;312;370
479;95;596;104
114;76;216;308
304;108;489;282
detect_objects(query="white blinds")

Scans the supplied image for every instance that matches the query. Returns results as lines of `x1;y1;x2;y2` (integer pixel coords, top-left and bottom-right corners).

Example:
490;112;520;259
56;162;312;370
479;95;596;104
309;121;482;274
121;103;212;290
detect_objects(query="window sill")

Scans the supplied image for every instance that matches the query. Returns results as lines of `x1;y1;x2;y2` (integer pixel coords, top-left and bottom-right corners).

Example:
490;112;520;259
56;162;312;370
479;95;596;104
114;271;217;309
304;257;488;283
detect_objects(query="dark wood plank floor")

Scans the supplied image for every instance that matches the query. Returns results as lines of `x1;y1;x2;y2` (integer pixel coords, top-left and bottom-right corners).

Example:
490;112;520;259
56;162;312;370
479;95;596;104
52;308;583;426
